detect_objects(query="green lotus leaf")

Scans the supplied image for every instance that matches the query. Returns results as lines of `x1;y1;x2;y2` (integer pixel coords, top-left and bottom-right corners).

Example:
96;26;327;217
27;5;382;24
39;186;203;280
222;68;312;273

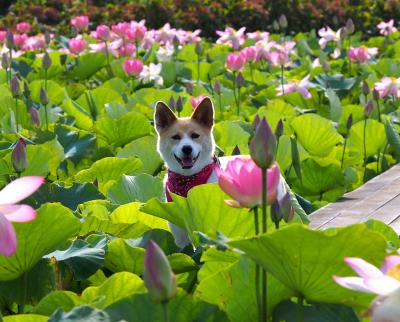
229;224;387;308
291;114;343;156
0;203;81;281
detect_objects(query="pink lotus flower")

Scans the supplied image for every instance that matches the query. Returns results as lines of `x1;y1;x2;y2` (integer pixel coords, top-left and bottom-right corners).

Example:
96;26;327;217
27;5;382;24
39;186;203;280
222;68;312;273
118;44;136;57
127;20;147;41
88;40;120;57
123;59;143;76
348;47;378;63
190;95;208;109
216;27;246;50
96;25;110;41
277;74;312;98
241;46;257;63
318;26;342;49
0;176;44;256
68;36;87;54
374;77;400;98
23;35;45;51
0;30;7;43
266;41;295;67
377;20;397;36
225;52;245;71
246;31;269;43
216;157;281;208
16;22;31;34
13;34;28;49
333;256;400;322
70;16;89;31
111;22;131;38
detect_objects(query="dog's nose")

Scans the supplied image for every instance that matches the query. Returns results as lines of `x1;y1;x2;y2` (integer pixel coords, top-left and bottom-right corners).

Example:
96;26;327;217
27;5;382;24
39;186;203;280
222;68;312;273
182;145;193;155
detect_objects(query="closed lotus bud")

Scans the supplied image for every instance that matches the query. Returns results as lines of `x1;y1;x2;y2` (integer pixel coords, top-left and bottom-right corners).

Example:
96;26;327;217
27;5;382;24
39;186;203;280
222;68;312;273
252;115;261;129
362;81;369;96
280;192;294;223
42;52;52;70
173;35;180;49
249;118;277;169
271;200;283;226
11;75;20;97
12;138;27;173
1;52;10;69
279;15;288;29
23;81;30;99
232;145;241;156
373;88;380;101
275;119;284;139
346;113;353;131
45;31;51;45
168;96;175;110
30;108;40;126
195;42;202;56
176;96;183;113
365;100;374;117
6;30;14;49
143;240;177;302
273;20;280;32
186;82;193;95
236;72;245;87
213;80;221;95
346;19;355;34
40;87;49;105
339;27;348;40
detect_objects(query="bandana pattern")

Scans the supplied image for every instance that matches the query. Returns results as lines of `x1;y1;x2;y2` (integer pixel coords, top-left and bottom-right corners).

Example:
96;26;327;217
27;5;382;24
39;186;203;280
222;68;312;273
166;157;219;202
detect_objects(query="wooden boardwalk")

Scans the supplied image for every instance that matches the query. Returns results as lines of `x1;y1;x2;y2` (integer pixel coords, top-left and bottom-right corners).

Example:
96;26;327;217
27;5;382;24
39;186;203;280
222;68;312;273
309;164;400;234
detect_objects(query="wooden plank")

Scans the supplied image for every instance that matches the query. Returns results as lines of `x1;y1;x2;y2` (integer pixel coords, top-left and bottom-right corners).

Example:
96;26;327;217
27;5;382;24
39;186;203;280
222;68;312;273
309;164;400;233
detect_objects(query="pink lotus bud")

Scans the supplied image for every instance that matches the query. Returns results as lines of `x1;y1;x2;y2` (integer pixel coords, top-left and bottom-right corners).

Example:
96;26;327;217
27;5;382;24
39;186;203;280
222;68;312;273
241;46;257;63
225;53;245;71
122;59;143;76
44;31;51;45
186;82;194;95
365;100;374;117
96;25;110;41
40;87;49;105
42;52;52;69
275;119;284;139
143;240;177;302
16;22;31;34
216;157;281;208
236;72;245;87
249;118;276;169
279;15;288;29
11;76;21;97
6;30;14;49
12;138;27;173
373;88;380;100
362;81;369;95
168;96;176;110
1;52;10;69
29;108;40;127
346;113;353;131
176;96;183;113
69;36;87;54
213;80;222;94
70;16;89;31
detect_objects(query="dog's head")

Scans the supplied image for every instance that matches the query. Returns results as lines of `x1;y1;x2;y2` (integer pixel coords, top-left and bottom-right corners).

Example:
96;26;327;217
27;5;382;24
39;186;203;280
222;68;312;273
154;97;215;175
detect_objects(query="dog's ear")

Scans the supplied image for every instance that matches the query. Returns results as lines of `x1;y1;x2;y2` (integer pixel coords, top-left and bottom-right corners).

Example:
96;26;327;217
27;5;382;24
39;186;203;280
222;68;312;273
154;101;177;133
191;97;214;129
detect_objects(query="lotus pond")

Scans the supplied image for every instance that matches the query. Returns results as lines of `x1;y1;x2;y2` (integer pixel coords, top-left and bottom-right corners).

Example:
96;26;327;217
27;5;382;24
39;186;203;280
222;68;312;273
0;17;400;322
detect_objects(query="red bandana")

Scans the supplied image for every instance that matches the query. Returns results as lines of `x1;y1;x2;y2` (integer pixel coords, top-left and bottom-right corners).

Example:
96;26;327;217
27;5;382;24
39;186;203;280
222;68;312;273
166;157;219;202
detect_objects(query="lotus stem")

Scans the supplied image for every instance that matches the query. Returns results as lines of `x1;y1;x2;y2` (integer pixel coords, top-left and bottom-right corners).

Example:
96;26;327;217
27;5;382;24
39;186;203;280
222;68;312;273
218;93;222;115
363;118;367;181
104;41;114;78
261;167;268;321
253;207;262;322
281;65;284;95
376;100;381;122
162;301;169;322
296;296;304;322
341;138;347;169
14;97;19;133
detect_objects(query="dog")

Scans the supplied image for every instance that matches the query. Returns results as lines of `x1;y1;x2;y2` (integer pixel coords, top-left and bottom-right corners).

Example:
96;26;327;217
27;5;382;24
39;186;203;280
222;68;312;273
154;96;287;247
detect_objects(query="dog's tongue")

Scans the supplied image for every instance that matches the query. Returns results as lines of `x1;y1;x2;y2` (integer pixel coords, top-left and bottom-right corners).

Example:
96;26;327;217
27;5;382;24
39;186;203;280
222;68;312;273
182;157;194;168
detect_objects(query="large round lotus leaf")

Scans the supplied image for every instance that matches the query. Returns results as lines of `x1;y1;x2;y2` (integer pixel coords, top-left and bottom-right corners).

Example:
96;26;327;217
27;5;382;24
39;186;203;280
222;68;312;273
293;158;344;195
229;224;387;308
291;114;343;156
0;203;80;281
348;119;387;157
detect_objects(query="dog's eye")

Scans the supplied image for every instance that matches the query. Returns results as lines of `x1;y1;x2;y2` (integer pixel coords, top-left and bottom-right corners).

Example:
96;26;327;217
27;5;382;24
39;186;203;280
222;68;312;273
191;133;200;139
171;134;181;140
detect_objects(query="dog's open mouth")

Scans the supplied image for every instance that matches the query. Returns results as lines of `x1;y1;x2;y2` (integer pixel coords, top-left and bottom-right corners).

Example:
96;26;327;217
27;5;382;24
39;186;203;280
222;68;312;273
174;153;200;169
